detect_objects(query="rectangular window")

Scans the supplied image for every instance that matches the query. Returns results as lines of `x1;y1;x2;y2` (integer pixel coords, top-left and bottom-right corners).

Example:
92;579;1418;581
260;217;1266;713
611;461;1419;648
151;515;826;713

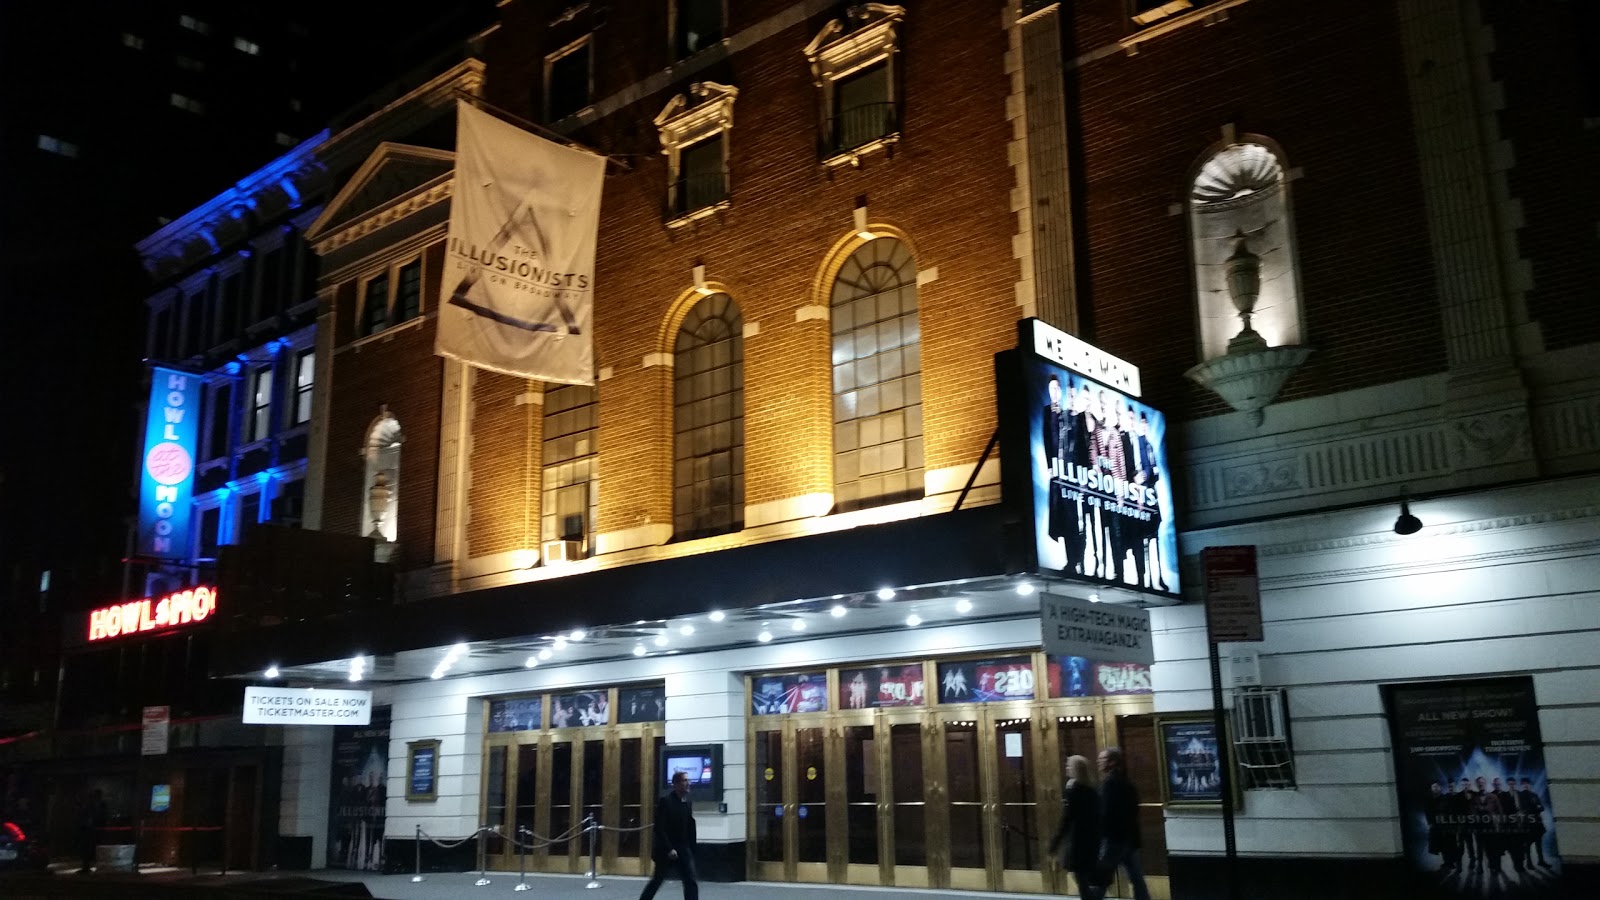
233;37;261;55
271;479;305;527
546;39;591;122
240;492;261;536
249;367;273;442
208;382;232;458
259;247;283;319
674;135;727;216
170;93;205;114
36;135;80;158
674;0;723;58
361;274;389;336
122;33;145;50
833;62;894;153
176;55;204;72
294;349;314;425
542;385;598;552
179;15;210;34
151;307;172;359
217;272;241;343
185;291;206;356
275;132;296;147
395;259;422;323
198;506;221;559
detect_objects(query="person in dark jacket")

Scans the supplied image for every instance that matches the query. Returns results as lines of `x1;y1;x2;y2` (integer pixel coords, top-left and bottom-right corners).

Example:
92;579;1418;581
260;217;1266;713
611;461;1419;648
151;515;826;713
1050;755;1104;900
1098;747;1152;900
639;771;698;900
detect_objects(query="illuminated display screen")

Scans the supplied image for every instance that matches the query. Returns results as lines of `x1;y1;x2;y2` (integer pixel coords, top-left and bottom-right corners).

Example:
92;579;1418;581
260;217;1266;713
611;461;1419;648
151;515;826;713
138;367;200;560
88;585;217;642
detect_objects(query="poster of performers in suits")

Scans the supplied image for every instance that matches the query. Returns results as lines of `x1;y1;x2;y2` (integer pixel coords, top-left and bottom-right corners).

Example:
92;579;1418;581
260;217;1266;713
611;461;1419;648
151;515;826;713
1016;357;1180;598
327;706;390;870
1385;677;1562;898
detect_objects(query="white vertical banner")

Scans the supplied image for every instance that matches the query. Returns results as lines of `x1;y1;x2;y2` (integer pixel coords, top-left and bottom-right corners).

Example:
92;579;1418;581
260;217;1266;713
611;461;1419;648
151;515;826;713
438;100;604;384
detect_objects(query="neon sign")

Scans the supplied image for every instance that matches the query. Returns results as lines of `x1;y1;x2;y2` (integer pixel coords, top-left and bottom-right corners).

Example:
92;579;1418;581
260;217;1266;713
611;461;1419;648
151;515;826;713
138;367;200;559
87;585;217;642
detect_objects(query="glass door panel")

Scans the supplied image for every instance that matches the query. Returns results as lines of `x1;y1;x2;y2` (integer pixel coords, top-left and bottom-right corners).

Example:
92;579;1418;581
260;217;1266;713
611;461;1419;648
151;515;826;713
618;738;643;859
485;746;509;858
548;740;575;856
795;726;828;864
995;716;1038;872
943;718;986;873
581;739;605;841
1117;714;1170;878
889;721;927;869
513;743;538;854
842;724;878;866
753;729;785;863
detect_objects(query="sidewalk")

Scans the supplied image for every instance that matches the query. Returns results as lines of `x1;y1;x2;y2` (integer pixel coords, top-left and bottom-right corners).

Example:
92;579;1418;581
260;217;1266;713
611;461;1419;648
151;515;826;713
313;869;1071;900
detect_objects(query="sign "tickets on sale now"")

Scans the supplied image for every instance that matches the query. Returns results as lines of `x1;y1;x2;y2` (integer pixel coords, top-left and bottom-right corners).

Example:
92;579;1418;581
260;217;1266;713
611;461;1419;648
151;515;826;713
243;686;373;725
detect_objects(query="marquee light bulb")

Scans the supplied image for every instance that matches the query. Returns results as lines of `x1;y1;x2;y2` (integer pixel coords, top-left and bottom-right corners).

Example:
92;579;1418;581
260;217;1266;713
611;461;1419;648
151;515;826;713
264;665;279;679
569;630;586;642
905;614;922;627
1015;583;1035;596
633;645;647;657
757;630;773;643
956;599;973;614
538;648;553;661
679;624;695;636
525;657;538;668
831;605;847;618
708;610;726;622
877;588;896;600
654;634;669;647
791;620;806;632
552;636;568;650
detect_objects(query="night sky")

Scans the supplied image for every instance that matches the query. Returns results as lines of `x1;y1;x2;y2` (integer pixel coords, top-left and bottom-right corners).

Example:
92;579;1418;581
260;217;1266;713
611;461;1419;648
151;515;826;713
0;1;496;609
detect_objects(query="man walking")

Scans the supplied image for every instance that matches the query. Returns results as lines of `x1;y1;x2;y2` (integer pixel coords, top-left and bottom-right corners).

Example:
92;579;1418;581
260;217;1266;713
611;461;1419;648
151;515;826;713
639;771;698;900
1098;747;1153;900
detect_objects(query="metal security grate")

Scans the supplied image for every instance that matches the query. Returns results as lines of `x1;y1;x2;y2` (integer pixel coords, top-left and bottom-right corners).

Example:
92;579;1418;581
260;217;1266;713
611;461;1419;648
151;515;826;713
1230;687;1298;790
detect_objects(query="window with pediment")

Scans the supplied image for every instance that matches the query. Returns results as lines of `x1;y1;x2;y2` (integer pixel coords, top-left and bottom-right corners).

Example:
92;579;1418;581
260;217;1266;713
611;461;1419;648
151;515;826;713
804;4;905;165
655;82;737;225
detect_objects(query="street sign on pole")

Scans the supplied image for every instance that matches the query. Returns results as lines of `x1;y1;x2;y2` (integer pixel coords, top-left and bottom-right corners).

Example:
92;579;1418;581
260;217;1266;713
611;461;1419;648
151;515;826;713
1202;545;1263;642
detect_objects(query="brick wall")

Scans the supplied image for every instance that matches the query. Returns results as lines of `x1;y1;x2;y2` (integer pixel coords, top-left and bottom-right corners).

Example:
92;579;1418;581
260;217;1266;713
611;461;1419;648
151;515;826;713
1064;0;1447;418
465;371;542;557
1482;0;1600;351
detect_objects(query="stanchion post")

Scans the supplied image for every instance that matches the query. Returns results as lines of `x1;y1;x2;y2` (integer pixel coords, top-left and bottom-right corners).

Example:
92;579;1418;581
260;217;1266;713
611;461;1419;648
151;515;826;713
585;816;601;890
514;826;531;892
411;824;425;883
475;825;492;886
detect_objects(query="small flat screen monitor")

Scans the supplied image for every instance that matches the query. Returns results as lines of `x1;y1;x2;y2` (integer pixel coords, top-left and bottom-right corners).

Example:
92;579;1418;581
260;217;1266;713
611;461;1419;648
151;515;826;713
661;743;723;800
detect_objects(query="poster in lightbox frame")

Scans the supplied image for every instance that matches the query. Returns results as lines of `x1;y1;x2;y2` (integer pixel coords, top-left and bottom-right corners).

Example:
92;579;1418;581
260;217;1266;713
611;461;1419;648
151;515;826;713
488;696;543;733
839;664;926;710
995;347;1180;599
1047;655;1153;698
550;690;609;727
935;656;1035;703
618;686;667;723
1383;677;1561;897
327;706;389;870
751;672;828;715
1155;715;1240;808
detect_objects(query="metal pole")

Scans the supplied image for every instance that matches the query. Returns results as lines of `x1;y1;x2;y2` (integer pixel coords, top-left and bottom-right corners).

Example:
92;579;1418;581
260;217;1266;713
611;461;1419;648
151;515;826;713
475;826;492;886
411;824;424;883
1209;639;1241;900
583;816;602;889
514;826;531;892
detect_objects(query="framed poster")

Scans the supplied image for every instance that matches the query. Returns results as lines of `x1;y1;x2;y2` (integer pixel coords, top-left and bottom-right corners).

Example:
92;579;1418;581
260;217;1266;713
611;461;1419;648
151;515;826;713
488;696;543;733
1156;715;1240;808
405;740;440;803
1048;655;1152;698
936;656;1035;703
839;664;926;710
618;685;666;723
1383;677;1561;896
328;705;390;870
550;690;610;728
751;672;828;715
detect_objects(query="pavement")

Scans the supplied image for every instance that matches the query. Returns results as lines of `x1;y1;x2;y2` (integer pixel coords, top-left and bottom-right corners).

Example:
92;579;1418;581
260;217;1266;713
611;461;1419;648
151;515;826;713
312;869;1070;899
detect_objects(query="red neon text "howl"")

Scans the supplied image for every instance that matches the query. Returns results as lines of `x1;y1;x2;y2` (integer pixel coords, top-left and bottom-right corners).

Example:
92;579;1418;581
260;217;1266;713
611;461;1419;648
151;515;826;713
88;586;217;642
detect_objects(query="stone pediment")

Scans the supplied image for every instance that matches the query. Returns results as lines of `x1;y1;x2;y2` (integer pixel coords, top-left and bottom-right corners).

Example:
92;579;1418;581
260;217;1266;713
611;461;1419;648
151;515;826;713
306;142;455;246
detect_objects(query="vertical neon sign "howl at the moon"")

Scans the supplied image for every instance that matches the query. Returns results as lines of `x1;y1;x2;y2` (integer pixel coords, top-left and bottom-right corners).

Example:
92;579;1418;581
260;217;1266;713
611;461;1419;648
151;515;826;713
138;367;199;559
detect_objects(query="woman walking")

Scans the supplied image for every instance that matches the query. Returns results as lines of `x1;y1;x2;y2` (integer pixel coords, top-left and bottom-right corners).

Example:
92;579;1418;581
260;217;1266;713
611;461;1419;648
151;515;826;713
1050;755;1104;900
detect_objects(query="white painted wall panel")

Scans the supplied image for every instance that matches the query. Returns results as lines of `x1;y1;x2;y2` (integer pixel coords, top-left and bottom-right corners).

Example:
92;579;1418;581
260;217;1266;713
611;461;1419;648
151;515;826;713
1539;706;1600;743
1546;745;1600;781
1237;785;1397;820
1534;668;1600;706
1292;751;1394;786
1284;684;1384;719
1165;814;1401;856
1560;821;1600;859
1287;718;1392;753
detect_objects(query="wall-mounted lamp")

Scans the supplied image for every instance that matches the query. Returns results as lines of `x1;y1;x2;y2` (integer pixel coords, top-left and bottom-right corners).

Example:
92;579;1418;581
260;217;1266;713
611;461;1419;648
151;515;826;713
1394;490;1422;536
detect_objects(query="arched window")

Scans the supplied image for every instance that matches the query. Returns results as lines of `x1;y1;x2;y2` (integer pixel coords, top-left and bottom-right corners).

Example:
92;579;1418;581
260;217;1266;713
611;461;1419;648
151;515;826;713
673;293;744;539
831;237;923;512
361;413;403;542
1189;142;1305;361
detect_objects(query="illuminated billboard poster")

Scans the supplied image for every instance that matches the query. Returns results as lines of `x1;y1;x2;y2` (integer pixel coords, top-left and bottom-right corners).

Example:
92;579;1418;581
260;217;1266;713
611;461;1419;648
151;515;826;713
996;319;1181;598
138;367;199;560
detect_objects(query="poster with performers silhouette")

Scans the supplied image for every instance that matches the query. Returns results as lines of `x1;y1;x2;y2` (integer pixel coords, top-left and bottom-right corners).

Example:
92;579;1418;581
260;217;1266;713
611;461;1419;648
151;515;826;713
996;327;1180;599
328;705;389;870
1156;716;1237;807
1385;677;1562;898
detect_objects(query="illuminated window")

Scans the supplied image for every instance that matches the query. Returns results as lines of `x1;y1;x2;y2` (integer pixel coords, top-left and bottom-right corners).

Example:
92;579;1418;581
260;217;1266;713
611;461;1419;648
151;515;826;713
831;237;923;512
197;506;220;559
293;350;314;425
545;37;592;122
271;478;304;527
36;135;79;158
240;491;262;535
178;15;209;34
394;259;422;323
360;272;389;336
275;132;296;147
122;33;145;50
176;55;204;72
248;367;273;442
170;93;205;114
804;5;904;164
233;37;261;55
542;385;597;553
674;0;723;58
673;293;743;540
362;413;403;542
1188;141;1305;361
